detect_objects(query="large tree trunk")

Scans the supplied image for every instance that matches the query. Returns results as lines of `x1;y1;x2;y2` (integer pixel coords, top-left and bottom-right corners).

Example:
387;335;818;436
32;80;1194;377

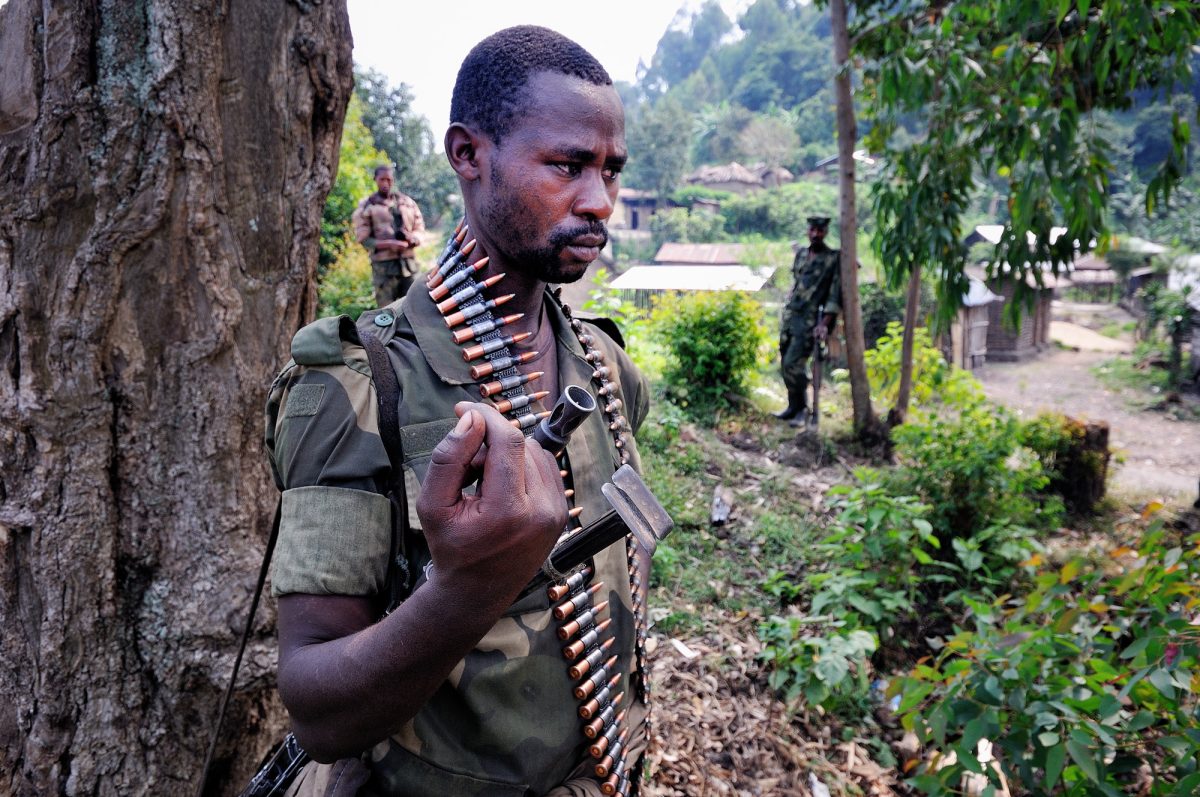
830;0;882;442
0;1;352;794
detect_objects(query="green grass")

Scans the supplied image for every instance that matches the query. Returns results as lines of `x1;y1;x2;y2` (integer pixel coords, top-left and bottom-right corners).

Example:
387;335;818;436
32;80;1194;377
638;402;826;635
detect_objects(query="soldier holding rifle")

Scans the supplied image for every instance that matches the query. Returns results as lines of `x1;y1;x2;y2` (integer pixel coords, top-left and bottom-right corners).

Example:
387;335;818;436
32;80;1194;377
353;164;426;307
774;215;841;428
263;26;654;797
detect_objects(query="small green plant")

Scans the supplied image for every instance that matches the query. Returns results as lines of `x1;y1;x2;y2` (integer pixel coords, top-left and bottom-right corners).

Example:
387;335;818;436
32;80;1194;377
894;521;1200;796
759;618;879;717
650;291;769;420
890;401;1063;548
806;476;938;641
864;321;983;410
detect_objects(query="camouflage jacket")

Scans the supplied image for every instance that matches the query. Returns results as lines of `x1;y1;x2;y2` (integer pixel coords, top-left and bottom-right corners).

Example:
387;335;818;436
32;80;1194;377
782;245;842;333
265;284;650;796
351;191;426;263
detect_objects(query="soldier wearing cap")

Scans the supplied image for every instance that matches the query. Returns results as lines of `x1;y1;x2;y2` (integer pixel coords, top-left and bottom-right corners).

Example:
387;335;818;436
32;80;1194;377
774;216;841;425
265;25;653;797
352;165;427;307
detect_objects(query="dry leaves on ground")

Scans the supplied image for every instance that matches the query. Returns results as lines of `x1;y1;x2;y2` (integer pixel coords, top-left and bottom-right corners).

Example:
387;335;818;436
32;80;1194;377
641;610;900;797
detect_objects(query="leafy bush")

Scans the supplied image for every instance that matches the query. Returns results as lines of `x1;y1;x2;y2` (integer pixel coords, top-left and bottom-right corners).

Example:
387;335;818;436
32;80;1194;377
650;291;768;419
318;245;374;319
805;477;938;643
891;402;1063;548
894;521;1200;796
1022;413;1111;515
721;181;838;239
864;321;983;410
649;207;729;249
759;619;878;717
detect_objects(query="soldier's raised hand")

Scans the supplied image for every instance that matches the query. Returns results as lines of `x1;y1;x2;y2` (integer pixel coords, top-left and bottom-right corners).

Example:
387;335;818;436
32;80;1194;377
416;402;568;607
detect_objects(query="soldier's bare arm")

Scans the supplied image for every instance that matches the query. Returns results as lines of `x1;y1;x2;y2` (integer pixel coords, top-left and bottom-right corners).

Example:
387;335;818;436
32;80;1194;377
276;403;568;762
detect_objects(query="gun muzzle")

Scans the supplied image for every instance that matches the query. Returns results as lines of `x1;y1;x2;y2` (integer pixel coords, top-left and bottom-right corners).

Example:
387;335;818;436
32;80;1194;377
533;385;596;455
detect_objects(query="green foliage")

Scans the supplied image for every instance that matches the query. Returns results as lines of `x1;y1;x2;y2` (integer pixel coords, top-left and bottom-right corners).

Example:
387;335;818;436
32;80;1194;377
806;478;938;638
864;321;984;410
649;291;768;419
759;619;878;717
624;96;692;198
317;245;374;320
321;94;389;269
895;521;1200;796
649;207;729;249
721;181;839;239
859;0;1200;327
891;402;1063;548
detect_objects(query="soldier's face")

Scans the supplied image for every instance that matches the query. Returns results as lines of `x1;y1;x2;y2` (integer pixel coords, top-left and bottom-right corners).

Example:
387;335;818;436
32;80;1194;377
478;72;626;284
809;225;826;244
375;170;394;194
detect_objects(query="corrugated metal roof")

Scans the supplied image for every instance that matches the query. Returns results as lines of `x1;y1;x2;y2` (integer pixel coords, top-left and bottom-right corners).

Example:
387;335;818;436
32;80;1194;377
653;243;749;264
610;265;775;292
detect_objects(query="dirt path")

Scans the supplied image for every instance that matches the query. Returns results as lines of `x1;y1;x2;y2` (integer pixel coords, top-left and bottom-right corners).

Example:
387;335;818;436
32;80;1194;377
976;347;1200;505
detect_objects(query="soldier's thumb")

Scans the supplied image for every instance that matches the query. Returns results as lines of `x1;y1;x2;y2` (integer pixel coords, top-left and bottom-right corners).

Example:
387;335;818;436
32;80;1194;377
417;410;484;514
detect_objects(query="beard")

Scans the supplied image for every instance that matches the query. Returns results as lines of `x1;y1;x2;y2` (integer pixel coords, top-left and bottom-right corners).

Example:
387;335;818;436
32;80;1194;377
481;163;608;284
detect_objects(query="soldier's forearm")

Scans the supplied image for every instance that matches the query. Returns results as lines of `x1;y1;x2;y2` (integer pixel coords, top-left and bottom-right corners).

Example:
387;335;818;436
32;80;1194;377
277;581;506;762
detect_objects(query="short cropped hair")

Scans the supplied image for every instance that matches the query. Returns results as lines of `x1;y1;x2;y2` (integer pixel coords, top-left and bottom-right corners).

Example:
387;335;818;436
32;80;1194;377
450;25;612;144
374;164;393;178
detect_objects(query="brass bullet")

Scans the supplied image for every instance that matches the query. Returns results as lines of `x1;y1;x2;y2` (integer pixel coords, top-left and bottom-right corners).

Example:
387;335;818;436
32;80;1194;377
562;619;612;660
492;390;549;415
451;312;524;344
558;601;608;641
429;256;488;300
582;693;622;739
508;410;550;430
588;708;626;758
463;331;531;362
568;637;615;680
568;506;583;520
478;367;541;397
444;293;515;328
437;273;505;314
554;583;602;621
579;673;621;718
469;349;537;381
546;566;593;602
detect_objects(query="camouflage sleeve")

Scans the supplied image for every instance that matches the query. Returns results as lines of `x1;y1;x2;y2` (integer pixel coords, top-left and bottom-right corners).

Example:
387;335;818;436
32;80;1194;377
351;198;372;245
410;196;425;236
264;350;393;598
822;252;843;316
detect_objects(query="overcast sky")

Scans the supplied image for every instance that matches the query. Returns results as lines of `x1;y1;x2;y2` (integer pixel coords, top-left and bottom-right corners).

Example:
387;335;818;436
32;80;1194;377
347;0;749;141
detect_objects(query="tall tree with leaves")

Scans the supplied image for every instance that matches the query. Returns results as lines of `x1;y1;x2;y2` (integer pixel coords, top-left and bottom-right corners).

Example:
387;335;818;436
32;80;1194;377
625;96;693;199
828;0;885;440
862;0;1200;328
856;0;1199;426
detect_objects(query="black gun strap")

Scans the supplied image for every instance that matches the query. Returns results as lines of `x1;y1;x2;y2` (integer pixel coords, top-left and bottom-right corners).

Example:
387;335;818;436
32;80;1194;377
196;499;282;797
358;323;413;610
199;316;411;796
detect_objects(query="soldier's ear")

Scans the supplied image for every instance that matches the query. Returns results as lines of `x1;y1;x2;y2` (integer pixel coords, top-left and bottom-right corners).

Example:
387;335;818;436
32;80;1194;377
445;124;484;182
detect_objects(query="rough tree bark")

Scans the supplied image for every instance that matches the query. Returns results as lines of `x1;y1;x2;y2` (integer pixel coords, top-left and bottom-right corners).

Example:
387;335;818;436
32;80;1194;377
829;0;883;442
0;1;352;794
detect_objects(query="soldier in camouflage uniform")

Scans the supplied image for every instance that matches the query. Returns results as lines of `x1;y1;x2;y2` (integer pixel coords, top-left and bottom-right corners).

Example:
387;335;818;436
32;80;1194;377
266;26;652;796
352;165;426;308
774;216;842;426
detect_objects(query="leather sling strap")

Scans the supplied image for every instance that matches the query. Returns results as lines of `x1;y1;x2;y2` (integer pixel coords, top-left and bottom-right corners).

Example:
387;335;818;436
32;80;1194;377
196;501;282;797
197;316;411;795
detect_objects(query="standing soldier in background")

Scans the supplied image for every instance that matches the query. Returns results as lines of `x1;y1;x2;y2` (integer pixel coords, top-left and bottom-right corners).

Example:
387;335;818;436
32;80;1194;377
774;216;842;427
352;164;426;307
